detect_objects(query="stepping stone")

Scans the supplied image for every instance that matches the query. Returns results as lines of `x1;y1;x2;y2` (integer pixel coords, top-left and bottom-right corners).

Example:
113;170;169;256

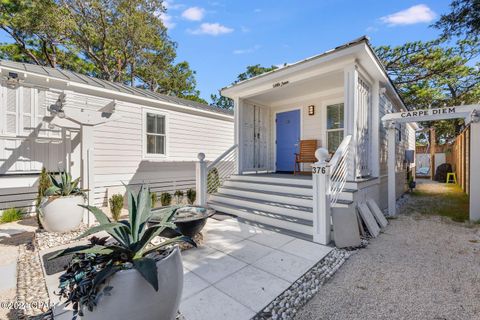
332;207;361;248
367;198;388;228
357;203;380;238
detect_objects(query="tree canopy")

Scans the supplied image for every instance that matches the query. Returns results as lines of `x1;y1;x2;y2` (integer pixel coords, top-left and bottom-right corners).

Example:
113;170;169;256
434;0;480;43
0;0;204;101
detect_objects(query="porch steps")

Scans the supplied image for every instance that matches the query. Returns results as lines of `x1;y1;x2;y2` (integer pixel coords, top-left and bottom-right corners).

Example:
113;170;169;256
208;174;356;239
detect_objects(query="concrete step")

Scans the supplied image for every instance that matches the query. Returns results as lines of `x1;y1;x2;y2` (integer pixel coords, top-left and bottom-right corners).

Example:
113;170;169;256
209;193;312;220
218;186;313;207
231;174;312;187
208;201;313;236
224;179;312;196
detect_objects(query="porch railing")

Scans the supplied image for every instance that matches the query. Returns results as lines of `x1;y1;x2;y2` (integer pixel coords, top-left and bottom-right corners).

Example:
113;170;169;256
312;135;352;245
329;135;352;206
196;144;238;206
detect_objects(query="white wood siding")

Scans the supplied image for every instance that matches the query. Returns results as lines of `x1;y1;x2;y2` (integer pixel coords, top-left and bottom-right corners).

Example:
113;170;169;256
0;86;234;211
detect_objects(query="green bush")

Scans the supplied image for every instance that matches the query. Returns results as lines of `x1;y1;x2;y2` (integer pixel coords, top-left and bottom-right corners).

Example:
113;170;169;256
109;194;124;222
160;192;172;206
1;208;25;224
151;192;158;208
186;188;196;205
174;190;184;204
36;167;51;229
207;168;220;194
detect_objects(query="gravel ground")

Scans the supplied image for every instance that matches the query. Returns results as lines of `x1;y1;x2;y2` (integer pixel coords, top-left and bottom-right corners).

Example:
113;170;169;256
295;186;480;320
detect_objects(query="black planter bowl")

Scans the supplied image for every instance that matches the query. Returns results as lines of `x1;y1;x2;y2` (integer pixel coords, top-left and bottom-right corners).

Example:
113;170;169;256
149;206;215;238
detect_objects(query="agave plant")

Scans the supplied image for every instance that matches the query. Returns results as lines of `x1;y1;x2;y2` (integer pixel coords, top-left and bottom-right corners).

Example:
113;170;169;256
51;185;194;318
45;172;85;197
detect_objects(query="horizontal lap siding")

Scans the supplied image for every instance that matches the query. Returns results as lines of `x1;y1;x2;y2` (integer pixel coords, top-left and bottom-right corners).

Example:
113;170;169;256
92;99;233;206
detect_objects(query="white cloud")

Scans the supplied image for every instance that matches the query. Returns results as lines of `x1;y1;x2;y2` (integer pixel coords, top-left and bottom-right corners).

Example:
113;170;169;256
164;1;184;10
182;7;205;21
189;23;234;36
233;45;261;55
254;8;262;13
160;13;176;29
380;4;436;26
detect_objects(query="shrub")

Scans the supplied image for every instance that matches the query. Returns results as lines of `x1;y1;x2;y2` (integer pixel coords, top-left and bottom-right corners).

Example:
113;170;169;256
151;192;158;208
36;167;51;229
186;188;196;205
1;208;24;224
109;194;124;222
160;192;172;206
174;190;184;204
207;168;220;194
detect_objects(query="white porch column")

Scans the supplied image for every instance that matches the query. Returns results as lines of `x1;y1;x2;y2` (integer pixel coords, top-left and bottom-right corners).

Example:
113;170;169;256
312;148;331;245
233;97;243;174
370;81;380;177
470;118;480;221
196;153;207;207
81;124;95;225
344;64;358;180
387;121;396;216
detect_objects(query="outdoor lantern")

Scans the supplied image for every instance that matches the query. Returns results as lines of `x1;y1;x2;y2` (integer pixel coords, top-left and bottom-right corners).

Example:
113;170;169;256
308;105;315;116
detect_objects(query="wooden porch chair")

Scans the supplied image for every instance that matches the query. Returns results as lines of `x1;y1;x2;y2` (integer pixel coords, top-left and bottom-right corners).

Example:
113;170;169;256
294;140;318;175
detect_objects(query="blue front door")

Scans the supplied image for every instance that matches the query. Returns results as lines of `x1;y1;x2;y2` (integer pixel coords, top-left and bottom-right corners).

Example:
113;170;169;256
276;110;300;172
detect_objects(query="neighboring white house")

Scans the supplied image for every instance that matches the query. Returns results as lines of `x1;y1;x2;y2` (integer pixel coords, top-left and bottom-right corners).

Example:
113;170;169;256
0;60;234;214
196;37;417;242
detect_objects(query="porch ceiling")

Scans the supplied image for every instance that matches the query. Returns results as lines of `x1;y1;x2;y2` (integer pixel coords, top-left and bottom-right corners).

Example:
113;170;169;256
246;71;343;106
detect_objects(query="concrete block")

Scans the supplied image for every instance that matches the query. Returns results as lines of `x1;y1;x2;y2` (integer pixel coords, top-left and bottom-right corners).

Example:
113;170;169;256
367;198;388;228
357;203;381;237
332;207;361;248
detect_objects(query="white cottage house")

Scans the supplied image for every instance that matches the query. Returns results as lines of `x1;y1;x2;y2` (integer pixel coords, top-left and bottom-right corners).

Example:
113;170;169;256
0;60;234;214
195;37;417;243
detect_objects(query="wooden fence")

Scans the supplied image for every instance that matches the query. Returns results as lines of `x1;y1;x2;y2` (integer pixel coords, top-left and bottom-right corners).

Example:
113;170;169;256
446;126;471;194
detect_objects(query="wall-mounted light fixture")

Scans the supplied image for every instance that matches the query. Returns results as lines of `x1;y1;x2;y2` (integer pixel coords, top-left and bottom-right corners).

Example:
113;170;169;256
308;105;315;116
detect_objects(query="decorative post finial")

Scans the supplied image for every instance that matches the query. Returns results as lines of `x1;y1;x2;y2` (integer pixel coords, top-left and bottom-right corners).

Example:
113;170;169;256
197;153;205;161
315;148;330;163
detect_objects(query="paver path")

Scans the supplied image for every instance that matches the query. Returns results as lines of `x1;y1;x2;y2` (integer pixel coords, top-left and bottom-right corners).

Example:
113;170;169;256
296;181;480;320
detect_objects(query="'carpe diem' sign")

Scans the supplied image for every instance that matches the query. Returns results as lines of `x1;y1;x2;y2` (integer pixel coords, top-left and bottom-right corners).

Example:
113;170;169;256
400;107;456;118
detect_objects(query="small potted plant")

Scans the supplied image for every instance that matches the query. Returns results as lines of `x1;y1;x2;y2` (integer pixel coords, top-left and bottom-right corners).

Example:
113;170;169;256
51;185;194;320
39;172;85;233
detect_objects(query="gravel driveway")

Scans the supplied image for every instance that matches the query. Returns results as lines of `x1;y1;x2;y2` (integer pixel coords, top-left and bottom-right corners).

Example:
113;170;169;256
295;193;480;320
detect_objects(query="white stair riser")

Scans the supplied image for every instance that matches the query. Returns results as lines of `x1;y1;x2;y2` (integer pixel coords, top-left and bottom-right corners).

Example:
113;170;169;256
209;203;313;236
334;191;355;202
225;180;312;196
218;187;312;207
233;175;312;187
209;194;312;221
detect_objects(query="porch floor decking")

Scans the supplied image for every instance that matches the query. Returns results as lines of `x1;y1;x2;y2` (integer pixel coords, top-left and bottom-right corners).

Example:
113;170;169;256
180;217;332;320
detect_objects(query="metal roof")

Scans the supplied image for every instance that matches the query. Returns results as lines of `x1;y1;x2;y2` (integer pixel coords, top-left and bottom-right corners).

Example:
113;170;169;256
0;60;233;116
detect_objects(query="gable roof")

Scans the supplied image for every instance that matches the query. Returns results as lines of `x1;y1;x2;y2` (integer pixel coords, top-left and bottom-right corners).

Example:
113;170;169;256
0;60;233;116
221;36;408;111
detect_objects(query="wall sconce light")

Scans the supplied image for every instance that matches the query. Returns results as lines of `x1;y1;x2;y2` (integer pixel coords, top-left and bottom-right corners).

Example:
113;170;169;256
308;105;315;116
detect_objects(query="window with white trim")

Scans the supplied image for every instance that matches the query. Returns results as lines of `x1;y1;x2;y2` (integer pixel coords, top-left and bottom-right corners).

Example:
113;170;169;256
326;103;344;154
145;112;166;155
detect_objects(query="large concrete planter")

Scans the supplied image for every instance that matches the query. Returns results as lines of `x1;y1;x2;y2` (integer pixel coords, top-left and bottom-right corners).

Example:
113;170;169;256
81;247;183;320
39;195;85;233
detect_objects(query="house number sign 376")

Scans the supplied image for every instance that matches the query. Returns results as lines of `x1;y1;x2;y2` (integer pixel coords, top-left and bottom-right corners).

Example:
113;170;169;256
312;166;327;174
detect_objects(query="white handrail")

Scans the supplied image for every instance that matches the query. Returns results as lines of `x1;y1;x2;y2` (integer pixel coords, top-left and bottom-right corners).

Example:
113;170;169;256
329;135;352;206
207;144;238;171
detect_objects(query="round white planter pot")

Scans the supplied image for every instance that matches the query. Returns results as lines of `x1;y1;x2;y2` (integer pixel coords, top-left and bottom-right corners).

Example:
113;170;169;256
40;195;85;233
81;247;183;320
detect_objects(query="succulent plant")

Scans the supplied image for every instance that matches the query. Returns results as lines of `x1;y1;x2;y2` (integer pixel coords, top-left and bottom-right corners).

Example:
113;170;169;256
45;172;85;197
51;185;195;318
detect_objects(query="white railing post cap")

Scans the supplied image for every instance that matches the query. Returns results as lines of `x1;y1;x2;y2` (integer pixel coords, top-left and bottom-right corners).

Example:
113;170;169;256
315;148;330;163
197;153;205;161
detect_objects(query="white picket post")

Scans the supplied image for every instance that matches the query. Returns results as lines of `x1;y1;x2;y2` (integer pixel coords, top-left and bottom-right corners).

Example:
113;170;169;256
196;153;207;206
312;148;331;245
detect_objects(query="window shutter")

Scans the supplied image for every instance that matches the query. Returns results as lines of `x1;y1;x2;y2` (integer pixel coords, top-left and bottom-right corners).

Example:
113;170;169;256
5;87;17;135
22;87;33;134
37;90;47;136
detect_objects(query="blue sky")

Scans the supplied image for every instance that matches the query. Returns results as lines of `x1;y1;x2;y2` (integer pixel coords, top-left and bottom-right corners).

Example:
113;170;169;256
164;0;451;101
0;1;452;102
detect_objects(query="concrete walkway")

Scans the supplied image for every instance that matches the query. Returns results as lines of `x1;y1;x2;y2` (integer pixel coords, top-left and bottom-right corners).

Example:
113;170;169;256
0;218;37;319
295;182;480;320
